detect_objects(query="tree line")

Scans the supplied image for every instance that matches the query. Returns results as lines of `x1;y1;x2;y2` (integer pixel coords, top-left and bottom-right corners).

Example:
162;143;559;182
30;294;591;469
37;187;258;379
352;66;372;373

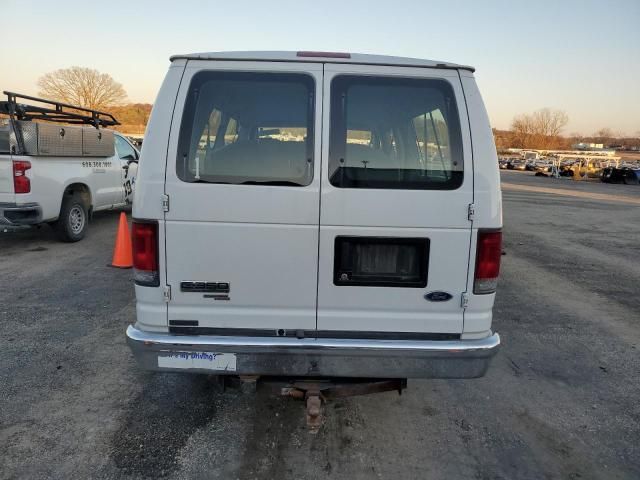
494;108;639;151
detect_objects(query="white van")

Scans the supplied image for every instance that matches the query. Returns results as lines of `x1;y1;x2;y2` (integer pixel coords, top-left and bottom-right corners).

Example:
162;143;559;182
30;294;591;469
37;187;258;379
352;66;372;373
126;51;502;380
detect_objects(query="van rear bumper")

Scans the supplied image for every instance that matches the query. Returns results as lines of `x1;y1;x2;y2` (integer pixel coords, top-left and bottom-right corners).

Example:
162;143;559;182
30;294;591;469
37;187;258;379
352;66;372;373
126;325;500;379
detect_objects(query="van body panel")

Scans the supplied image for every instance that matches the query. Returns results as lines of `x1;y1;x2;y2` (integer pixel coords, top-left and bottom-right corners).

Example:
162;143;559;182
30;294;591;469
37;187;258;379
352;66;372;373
317;226;468;333
133;61;187;221
459;73;501;229
163;61;323;331
165;184;319;225
317;64;473;334
132;62;186;330
459;72;501;334
164;221;320;330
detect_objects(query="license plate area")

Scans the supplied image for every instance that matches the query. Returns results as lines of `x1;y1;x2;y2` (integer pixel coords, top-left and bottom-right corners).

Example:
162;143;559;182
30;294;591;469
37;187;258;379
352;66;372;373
334;236;429;287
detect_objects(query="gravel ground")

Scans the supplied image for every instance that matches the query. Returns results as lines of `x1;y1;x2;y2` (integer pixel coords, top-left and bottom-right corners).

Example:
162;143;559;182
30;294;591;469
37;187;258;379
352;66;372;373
1;171;639;480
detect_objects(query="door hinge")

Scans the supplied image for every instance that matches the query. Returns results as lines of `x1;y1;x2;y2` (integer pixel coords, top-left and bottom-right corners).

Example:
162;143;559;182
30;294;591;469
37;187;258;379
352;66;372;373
161;194;170;212
461;292;469;308
467;203;475;221
163;285;171;302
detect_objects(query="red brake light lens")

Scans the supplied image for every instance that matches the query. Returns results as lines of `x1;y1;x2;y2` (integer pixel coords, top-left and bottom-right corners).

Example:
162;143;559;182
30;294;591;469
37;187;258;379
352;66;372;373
132;220;159;286
13;160;31;194
474;229;502;294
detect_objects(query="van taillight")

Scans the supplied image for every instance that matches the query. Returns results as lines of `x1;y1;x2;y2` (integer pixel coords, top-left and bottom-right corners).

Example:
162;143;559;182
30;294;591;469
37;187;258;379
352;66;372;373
474;229;502;294
13;160;31;194
132;220;159;287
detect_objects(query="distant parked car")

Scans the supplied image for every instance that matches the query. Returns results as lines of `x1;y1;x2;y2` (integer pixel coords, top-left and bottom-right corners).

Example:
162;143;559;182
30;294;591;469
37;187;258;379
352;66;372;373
532;161;553;176
558;166;575;177
508;159;527;171
601;167;640;185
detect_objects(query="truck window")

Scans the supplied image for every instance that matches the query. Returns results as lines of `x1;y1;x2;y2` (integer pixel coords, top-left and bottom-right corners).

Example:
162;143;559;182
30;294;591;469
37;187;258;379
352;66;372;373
329;76;463;190
177;72;315;186
115;135;137;160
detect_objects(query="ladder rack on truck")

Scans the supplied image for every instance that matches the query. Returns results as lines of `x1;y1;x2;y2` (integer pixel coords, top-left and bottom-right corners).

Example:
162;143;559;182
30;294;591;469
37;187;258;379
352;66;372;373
0;92;120;157
0;91;119;126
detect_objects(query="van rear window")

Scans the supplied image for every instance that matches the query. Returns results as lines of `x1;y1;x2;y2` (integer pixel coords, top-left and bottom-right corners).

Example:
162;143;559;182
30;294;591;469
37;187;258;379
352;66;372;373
329;76;463;190
176;72;315;186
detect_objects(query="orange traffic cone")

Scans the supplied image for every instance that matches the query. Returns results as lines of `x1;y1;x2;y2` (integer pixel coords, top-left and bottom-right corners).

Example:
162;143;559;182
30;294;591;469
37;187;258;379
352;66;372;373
111;212;133;268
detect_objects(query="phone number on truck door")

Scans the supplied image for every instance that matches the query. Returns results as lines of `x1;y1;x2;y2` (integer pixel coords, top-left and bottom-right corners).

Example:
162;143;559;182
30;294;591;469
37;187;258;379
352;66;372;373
82;161;113;168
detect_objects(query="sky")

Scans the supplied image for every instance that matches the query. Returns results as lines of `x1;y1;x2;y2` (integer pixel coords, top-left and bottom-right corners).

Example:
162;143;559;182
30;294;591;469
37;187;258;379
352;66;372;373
2;0;639;136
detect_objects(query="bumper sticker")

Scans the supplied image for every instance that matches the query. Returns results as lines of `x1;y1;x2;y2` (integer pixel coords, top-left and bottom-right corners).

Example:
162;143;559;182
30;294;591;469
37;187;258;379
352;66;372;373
158;351;237;371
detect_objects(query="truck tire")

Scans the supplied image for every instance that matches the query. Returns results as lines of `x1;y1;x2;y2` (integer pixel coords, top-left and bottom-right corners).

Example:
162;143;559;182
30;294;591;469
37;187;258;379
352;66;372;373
53;194;89;242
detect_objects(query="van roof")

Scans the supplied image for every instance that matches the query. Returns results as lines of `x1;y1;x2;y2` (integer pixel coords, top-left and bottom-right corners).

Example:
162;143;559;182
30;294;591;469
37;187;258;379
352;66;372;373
169;51;475;72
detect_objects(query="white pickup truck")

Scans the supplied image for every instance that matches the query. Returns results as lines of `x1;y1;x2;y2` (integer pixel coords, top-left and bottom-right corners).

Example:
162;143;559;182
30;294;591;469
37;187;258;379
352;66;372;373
0;92;138;241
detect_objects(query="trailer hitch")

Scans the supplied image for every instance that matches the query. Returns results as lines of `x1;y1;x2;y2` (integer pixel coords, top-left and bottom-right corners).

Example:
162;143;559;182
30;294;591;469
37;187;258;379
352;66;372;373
278;378;407;433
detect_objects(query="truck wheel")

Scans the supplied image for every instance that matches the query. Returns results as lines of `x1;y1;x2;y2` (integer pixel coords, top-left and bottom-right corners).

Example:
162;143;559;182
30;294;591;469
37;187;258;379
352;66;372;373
54;194;89;242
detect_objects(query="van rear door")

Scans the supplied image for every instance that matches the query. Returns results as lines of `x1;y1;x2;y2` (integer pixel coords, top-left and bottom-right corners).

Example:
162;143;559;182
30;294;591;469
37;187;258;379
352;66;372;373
317;64;473;336
164;61;322;334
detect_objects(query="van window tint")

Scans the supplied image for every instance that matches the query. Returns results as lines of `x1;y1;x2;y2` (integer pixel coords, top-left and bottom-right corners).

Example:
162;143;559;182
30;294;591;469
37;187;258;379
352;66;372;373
177;72;314;186
329;76;463;190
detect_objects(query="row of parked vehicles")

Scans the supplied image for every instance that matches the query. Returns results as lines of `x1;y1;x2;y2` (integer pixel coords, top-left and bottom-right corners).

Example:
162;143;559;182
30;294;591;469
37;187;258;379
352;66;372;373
499;156;640;185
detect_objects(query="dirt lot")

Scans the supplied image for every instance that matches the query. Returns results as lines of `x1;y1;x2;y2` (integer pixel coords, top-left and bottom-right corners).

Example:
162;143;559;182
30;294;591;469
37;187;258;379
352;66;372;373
1;171;639;480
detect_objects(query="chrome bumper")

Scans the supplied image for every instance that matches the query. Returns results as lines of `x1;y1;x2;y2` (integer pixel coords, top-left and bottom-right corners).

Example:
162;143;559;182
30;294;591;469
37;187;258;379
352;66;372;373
126;325;500;379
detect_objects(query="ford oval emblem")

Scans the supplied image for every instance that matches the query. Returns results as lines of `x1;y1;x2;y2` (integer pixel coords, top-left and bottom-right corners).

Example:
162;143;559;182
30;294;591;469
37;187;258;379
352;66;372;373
424;291;453;302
